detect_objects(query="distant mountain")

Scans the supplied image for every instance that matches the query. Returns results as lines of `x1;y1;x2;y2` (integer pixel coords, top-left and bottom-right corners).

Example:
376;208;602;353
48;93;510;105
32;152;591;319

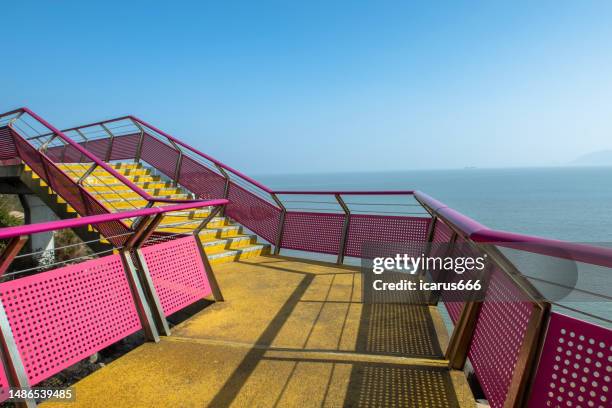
570;150;612;166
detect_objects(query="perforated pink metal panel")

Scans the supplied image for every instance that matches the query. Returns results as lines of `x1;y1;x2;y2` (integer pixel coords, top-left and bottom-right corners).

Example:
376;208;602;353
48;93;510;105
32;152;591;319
0;127;17;159
528;312;611;408
45;145;64;162
441;233;471;324
344;214;431;258
0;254;142;385
82;138;111;161
139;236;212;317
468;267;534;408
281;211;345;254
226;182;280;243
179;155;227;200
140;133;180;179
445;301;464;324
0;358;8;402
12;131;131;246
109;133;140;161
60;144;85;163
432;218;453;243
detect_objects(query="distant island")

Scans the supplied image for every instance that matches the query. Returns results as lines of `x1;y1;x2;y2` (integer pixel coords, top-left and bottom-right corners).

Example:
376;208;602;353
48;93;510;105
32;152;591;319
570;150;612;166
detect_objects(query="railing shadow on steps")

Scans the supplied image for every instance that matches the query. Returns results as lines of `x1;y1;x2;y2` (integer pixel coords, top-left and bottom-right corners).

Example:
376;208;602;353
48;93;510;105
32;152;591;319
0;199;227;407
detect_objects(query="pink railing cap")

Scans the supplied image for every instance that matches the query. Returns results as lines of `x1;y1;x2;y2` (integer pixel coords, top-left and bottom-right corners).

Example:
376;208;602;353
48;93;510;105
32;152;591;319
416;190;612;269
0;199;228;240
471;229;612;269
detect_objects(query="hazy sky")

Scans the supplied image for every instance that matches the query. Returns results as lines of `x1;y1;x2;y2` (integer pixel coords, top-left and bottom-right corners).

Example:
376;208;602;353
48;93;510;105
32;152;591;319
1;1;611;174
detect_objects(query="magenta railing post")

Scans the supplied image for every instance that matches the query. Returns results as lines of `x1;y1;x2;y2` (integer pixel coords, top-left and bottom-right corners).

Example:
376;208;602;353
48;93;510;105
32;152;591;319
335;194;350;264
0;300;36;407
271;194;286;255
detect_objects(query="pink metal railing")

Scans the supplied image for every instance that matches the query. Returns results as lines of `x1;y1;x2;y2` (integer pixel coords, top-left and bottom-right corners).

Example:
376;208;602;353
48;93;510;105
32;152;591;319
416;192;612;408
2;108;208;204
0;199;227;404
44;115;429;263
23;111;612;407
0;108;220;247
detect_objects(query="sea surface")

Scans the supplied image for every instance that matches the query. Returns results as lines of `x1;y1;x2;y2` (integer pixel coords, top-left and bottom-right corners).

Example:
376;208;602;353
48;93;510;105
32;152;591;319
256;166;612;325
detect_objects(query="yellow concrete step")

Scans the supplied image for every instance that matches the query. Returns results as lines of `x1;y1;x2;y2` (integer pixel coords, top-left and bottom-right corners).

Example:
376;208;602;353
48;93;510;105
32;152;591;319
74;174;163;183
60;162;144;170
58;165;152;177
80;181;178;191
198;225;243;239
199;235;257;251
91;192;190;201
84;186;183;195
207;244;271;265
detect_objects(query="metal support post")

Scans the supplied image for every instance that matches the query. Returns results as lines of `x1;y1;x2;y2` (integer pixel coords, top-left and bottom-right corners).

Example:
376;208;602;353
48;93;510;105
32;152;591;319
100;124;115;162
131;120;145;164
335;194;350;264
271;194;286;255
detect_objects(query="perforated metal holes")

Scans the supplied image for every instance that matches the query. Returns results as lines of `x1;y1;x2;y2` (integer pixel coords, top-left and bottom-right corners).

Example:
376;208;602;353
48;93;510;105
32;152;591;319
226;182;280;243
281;211;345;254
0;127;18;160
140;236;211;317
528;312;611;408
140;133;180;179
468;267;534;408
0;359;8;402
345;214;431;258
349;364;459;407
0;254;142;386
179;156;226;200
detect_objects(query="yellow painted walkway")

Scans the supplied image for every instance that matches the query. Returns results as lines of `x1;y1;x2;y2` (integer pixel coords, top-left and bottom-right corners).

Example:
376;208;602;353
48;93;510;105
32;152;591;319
43;255;475;408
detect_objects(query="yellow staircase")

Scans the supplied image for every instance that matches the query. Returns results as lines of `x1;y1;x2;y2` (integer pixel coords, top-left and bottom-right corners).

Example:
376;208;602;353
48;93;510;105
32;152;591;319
26;162;270;265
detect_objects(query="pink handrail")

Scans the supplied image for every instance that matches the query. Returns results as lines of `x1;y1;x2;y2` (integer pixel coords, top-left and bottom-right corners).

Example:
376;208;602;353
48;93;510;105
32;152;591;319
9;108;206;205
415;191;612;269
0;199;228;240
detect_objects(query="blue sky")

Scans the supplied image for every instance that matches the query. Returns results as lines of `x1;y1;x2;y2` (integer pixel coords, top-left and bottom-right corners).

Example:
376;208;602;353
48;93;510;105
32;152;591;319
1;1;611;174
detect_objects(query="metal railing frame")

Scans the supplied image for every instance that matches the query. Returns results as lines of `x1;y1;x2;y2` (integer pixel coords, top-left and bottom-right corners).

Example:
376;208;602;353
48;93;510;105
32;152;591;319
2;109;612;407
0;199;228;408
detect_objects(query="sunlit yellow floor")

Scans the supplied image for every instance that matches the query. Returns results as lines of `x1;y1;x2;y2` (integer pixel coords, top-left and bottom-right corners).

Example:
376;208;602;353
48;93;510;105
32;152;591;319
42;255;475;408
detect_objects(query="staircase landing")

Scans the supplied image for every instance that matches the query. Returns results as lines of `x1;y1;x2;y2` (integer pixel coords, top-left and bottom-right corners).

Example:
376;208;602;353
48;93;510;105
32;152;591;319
41;255;475;408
